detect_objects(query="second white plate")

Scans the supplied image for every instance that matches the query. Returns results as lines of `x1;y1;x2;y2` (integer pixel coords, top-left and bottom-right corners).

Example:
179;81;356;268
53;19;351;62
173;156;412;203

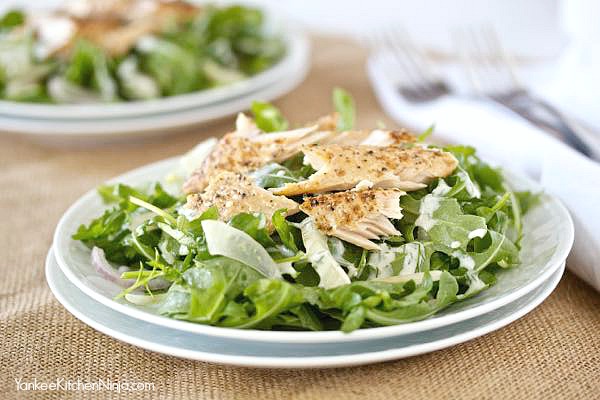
46;247;566;369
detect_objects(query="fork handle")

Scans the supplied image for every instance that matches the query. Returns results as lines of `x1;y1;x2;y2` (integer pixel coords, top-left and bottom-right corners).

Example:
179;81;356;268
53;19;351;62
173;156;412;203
494;90;596;159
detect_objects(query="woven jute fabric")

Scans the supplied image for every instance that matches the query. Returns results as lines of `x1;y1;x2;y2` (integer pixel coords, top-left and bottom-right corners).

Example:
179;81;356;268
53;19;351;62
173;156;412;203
0;36;598;400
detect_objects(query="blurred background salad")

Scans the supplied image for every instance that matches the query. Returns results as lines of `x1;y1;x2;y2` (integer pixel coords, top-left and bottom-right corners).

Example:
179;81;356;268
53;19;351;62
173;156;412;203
0;0;284;103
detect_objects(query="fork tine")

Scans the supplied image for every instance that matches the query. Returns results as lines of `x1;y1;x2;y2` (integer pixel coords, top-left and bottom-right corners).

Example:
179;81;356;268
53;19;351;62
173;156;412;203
361;26;450;102
380;27;424;87
382;26;443;100
481;25;521;88
393;26;437;80
453;29;484;94
456;23;524;97
388;27;432;84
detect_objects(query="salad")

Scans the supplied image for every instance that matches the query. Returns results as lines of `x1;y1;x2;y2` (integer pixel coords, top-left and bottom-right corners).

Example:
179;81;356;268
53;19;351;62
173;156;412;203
0;1;284;103
73;89;537;332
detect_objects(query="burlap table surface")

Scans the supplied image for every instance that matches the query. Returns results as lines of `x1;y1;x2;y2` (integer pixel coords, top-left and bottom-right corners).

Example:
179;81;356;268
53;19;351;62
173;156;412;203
0;36;598;400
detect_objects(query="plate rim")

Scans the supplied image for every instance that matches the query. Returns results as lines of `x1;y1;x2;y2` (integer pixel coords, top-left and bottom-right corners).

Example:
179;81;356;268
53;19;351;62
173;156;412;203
46;247;566;368
52;156;574;343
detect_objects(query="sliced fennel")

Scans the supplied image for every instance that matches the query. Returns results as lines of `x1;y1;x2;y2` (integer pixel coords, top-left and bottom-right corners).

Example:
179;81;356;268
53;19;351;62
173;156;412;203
299;219;350;289
374;270;443;284
201;220;282;279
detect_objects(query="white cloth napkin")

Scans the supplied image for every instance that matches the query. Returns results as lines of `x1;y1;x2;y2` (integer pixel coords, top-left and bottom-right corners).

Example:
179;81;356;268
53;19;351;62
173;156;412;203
367;54;600;292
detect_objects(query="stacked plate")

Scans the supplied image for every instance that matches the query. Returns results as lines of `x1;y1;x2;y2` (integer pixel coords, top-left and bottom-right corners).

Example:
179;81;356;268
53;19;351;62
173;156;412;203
46;155;574;368
0;18;309;144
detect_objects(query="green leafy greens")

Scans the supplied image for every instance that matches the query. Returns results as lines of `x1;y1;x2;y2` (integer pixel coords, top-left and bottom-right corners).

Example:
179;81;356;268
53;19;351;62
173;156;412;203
73;91;537;332
0;4;284;103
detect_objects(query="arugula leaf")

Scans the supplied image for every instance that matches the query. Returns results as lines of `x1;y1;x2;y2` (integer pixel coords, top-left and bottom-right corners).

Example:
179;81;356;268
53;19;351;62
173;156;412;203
417;124;435;142
228;212;275;248
272;209;299;252
514;191;541;215
250;155;316;189
72;208;136;264
64;40;117;101
0;10;25;31
223;279;303;328
250;163;299;188
98;183;178;211
471;231;519;271
416;194;487;250
251;101;288;132
161;258;261;323
266;305;323;331
73;108;534;333
364;272;458;326
138;38;206;96
333;87;355;131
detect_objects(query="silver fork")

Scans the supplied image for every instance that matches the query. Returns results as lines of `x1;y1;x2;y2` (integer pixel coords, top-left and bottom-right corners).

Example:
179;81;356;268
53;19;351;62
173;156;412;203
454;25;595;158
361;26;451;103
363;26;596;159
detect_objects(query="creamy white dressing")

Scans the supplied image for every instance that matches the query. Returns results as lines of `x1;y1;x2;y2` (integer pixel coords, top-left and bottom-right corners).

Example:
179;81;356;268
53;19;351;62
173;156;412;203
328;237;358;277
467;274;487;292
415;180;451;231
368;242;425;279
450;241;461;249
452;250;475;270
457;169;481;198
367;244;396;278
136;35;158;52
177;206;198;221
299;219;350;289
47;76;103;103
399;242;425;274
276;261;298;277
468;228;487;239
432;180;451;196
415;195;441;231
117;57;160;100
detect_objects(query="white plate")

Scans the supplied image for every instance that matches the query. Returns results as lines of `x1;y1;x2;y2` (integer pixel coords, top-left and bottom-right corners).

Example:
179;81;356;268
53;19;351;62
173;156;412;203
0;11;307;121
1;59;308;140
52;155;574;343
46;248;566;368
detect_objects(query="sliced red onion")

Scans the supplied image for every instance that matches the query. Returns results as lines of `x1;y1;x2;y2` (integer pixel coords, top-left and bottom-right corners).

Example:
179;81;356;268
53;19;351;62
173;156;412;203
91;247;171;290
91;247;135;287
